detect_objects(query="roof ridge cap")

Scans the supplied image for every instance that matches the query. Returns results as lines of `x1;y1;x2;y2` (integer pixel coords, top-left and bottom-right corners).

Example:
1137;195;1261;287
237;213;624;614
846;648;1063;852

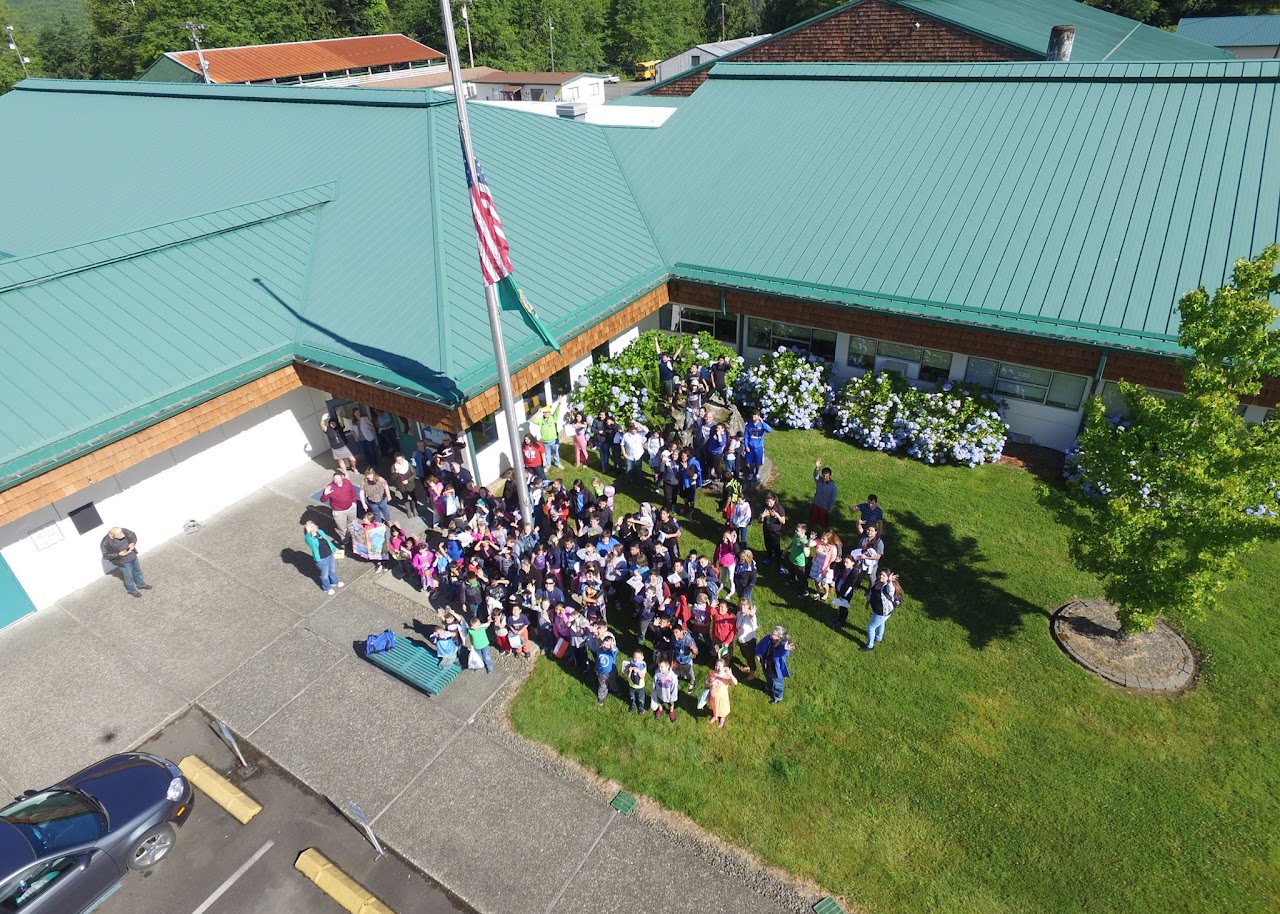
0;183;336;294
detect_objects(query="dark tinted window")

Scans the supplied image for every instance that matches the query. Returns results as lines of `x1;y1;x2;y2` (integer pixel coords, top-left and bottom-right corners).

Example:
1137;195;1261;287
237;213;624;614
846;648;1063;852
0;855;81;911
0;792;106;856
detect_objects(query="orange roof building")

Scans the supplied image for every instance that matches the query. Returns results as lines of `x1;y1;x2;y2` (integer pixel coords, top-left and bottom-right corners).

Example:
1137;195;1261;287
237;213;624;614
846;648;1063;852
139;34;445;86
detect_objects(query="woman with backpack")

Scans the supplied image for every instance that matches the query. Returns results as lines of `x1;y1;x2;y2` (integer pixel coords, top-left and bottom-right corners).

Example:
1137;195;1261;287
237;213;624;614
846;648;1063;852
863;569;903;651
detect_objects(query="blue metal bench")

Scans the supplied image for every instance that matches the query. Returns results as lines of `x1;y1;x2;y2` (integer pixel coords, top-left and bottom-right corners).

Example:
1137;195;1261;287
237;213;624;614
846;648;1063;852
364;638;461;696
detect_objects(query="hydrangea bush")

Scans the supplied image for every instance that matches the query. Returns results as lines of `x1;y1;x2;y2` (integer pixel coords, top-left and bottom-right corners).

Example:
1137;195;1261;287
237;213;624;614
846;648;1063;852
733;347;834;429
833;372;1009;466
576;329;740;429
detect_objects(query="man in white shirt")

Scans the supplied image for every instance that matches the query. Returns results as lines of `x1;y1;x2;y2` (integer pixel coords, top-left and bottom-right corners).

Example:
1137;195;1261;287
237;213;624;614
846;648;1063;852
619;421;649;486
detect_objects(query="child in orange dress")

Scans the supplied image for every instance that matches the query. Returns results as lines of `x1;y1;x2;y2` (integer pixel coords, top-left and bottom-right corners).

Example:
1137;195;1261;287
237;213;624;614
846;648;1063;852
706;658;739;729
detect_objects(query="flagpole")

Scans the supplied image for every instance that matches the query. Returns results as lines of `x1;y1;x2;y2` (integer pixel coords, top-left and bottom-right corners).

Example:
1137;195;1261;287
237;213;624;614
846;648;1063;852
439;0;534;528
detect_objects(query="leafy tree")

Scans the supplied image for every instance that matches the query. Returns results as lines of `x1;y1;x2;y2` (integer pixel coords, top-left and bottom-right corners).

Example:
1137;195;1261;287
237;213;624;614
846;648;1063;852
33;15;92;78
705;0;759;41
1066;247;1280;632
1;1;32;92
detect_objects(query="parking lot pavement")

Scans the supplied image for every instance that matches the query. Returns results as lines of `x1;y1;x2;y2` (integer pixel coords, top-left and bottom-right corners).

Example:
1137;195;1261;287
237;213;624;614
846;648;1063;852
96;707;472;914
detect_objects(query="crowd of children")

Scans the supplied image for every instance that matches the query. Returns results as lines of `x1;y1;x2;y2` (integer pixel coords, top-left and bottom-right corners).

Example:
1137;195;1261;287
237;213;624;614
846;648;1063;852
312;386;905;724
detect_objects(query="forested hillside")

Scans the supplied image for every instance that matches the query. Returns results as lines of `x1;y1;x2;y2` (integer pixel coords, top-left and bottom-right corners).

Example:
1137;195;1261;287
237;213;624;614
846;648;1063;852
1;0;1278;94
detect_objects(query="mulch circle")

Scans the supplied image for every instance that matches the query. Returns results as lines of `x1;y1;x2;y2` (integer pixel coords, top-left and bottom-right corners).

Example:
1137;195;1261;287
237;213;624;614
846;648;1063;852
1051;599;1197;695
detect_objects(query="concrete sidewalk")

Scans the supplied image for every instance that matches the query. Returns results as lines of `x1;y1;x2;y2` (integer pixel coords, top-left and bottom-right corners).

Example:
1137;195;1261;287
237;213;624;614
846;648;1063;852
0;458;806;914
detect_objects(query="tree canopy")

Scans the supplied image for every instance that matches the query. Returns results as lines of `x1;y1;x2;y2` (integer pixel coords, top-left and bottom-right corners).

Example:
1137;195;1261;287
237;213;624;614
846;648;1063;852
1065;247;1280;632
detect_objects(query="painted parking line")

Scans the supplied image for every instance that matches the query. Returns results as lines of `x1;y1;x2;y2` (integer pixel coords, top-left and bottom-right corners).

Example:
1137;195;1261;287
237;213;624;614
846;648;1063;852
188;840;275;914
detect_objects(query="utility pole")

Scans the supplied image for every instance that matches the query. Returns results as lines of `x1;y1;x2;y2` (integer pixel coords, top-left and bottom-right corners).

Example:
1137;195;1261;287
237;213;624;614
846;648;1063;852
548;17;554;72
185;21;212;84
5;24;30;78
461;3;474;69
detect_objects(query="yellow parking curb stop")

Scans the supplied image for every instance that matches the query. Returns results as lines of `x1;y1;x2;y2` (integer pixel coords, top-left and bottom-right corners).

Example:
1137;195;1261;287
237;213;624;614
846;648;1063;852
295;848;396;914
178;755;262;825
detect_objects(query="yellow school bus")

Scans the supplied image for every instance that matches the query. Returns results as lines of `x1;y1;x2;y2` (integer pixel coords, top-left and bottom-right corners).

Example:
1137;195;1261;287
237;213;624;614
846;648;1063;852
634;60;661;80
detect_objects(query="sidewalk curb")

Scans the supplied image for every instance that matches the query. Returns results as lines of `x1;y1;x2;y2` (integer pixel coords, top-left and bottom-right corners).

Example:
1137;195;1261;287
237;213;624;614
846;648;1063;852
178;755;262;824
295;848;395;914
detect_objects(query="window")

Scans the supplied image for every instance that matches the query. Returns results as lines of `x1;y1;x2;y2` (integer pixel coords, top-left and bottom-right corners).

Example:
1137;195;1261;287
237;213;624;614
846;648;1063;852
0;855;81;911
966;359;1089;410
521;384;547;416
470;413;499;448
0;791;106;857
675;306;737;344
691;54;701;65
1100;381;1182;419
68;503;102;536
746;319;835;361
549;366;573;398
589;82;600;96
845;335;953;382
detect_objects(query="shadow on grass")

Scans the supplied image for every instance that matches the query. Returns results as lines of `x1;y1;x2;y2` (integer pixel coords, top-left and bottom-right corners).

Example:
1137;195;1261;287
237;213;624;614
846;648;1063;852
892;510;1047;648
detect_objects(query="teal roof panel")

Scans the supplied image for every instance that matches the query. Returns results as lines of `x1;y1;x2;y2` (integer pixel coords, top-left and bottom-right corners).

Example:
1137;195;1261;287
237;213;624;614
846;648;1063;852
897;0;1231;62
1177;15;1280;48
0;190;327;484
610;62;1280;354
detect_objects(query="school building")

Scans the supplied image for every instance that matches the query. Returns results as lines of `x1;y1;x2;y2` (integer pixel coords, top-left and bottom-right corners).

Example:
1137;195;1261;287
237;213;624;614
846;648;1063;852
0;58;1277;623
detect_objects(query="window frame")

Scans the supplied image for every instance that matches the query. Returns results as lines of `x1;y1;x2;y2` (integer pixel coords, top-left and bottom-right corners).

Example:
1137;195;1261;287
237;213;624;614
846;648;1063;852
966;358;1089;410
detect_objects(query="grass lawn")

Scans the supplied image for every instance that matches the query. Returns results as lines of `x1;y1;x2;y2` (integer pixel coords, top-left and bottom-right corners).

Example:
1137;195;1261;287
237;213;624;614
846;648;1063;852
509;430;1280;914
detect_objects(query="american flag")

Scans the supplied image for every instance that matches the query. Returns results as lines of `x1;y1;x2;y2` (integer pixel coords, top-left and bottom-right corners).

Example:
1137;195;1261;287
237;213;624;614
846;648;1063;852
466;158;513;286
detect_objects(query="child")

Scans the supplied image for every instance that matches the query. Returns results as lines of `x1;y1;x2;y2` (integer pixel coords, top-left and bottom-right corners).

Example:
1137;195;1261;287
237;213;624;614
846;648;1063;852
652;659;679;722
787;523;811;594
735;598;759;678
622;651;648;714
714;530;738;596
467;615;493;673
733;549;758;603
705;658;739;729
595;632;619;707
671;625;699;693
709;599;737;661
429;624;459;667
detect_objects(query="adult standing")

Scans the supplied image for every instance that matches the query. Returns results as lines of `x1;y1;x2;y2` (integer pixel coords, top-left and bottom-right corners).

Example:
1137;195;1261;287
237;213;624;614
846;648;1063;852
735;598;758;677
321;470;359;543
856;494;884;531
537;396;566;470
324;417;358;476
620;421;649;485
709;355;731;407
743;411;774;483
810;460;838;528
411;439;433;480
388;451;422;519
759;493;786;569
683;377;705;430
351;408;379;471
656;337;682;406
755;626;795;704
853;524;885;589
302;520;343;595
100;526;151;598
592;412;615;474
360;467;393;526
863;569;903;651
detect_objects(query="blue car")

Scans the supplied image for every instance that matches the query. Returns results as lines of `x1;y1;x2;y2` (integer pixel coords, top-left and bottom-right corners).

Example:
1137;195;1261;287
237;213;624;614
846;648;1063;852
0;753;193;912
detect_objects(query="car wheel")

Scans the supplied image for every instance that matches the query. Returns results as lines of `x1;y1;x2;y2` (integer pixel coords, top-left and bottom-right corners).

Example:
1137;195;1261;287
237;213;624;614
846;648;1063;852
128;823;176;870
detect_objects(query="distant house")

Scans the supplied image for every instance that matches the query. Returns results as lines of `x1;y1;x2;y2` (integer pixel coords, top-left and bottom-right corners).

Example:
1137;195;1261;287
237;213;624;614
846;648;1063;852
655;36;771;83
471;71;607;105
138;34;446;86
1177;15;1280;58
643;0;1227;97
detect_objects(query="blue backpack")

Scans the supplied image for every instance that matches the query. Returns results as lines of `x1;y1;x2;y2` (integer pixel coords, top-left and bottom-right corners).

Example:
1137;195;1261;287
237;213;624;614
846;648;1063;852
365;629;396;655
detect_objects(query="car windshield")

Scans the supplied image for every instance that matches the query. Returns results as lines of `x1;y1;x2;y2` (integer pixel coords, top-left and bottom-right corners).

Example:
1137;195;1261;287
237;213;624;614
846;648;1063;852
0;791;106;856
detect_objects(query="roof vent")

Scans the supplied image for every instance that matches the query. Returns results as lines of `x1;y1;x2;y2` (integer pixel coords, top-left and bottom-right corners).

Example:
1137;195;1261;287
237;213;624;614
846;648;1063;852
556;102;588;120
1047;24;1076;61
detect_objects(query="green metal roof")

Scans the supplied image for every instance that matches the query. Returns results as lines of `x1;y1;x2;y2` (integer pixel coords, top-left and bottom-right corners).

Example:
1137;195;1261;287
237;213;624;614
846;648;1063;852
0;188;328;484
638;0;1229;97
896;0;1230;62
609;61;1280;357
1177;15;1280;49
0;79;665;486
2;60;1278;489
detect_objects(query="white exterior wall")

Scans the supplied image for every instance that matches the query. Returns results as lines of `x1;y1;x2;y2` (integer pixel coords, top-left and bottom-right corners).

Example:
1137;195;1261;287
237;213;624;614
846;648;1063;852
469;310;661;485
1227;45;1280;58
0;386;329;611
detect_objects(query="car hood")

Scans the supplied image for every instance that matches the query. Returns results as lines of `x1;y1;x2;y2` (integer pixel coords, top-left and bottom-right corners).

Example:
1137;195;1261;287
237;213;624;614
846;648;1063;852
57;754;175;827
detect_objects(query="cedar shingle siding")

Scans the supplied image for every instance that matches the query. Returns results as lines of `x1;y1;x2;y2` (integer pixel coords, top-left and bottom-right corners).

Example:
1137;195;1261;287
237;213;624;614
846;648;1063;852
649;0;1034;97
